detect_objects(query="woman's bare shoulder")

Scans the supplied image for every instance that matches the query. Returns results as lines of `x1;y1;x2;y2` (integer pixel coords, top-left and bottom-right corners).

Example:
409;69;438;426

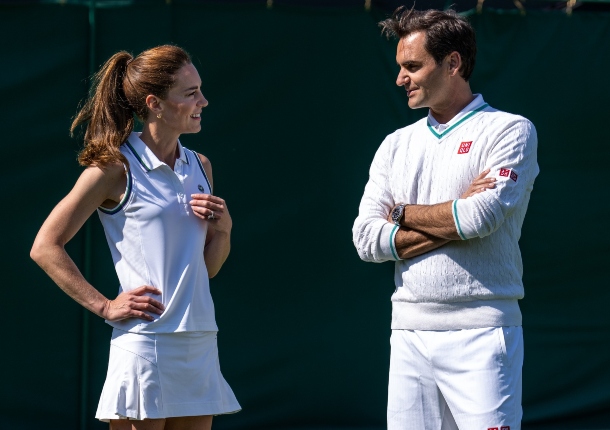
73;161;128;203
195;152;212;169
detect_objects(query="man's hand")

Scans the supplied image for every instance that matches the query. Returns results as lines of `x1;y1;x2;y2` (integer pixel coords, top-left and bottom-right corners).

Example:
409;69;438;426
461;169;495;199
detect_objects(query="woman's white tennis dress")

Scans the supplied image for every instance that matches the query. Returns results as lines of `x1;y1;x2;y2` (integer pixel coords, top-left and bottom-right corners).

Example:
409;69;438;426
94;134;240;421
96;329;240;421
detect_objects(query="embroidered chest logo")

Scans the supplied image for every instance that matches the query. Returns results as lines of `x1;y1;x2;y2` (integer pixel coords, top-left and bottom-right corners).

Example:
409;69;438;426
499;169;518;182
457;141;473;154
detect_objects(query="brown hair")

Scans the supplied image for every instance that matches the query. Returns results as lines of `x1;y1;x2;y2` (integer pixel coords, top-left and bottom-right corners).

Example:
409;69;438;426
72;45;192;167
379;7;476;81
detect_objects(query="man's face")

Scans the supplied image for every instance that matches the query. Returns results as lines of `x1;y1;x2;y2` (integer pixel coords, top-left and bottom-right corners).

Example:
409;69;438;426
395;32;449;110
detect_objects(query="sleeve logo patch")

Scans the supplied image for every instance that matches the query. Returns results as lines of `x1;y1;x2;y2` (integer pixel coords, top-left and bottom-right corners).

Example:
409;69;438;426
458;141;473;154
501;427;511;430
488;428;499;430
499;168;518;182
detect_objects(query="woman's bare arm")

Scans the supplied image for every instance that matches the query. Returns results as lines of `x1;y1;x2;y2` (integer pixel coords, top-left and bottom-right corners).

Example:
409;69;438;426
189;154;232;279
30;164;164;321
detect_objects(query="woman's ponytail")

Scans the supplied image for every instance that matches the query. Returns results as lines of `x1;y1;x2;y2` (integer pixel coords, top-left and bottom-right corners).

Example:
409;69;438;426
72;51;134;167
71;45;191;167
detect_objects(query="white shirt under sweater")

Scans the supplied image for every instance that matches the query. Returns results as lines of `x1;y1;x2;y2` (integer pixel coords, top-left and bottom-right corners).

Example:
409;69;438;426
97;132;218;333
352;95;539;330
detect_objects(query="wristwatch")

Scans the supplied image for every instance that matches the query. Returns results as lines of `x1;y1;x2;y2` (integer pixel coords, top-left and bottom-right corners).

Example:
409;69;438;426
391;204;406;226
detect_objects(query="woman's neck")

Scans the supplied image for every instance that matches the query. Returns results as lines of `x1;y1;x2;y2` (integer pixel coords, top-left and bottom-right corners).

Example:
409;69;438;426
139;123;180;169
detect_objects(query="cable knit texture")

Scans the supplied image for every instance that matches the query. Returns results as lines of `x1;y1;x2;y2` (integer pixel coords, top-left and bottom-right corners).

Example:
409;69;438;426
352;95;539;330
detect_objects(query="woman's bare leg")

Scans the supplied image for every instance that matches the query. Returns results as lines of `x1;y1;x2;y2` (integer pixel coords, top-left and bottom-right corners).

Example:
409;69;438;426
109;414;212;430
165;415;213;430
109;418;166;430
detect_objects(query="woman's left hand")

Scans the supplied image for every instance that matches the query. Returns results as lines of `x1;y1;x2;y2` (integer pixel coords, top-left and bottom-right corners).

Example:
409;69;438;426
189;194;232;233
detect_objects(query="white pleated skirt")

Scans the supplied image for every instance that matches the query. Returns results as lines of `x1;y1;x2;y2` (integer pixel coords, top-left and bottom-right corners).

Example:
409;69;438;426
96;329;241;422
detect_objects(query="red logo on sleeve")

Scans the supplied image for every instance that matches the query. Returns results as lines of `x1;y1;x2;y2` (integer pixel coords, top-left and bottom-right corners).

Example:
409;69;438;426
458;141;473;154
510;171;518;182
488;428;499;430
499;168;510;177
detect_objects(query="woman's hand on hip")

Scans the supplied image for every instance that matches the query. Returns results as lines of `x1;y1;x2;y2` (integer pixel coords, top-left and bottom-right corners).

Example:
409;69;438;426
103;285;165;322
190;194;232;234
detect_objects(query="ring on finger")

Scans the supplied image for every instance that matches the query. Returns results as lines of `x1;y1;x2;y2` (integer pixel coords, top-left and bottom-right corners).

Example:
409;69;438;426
207;211;215;220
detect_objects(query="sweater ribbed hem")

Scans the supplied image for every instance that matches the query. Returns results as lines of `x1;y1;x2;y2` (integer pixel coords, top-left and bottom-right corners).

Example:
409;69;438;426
391;299;521;330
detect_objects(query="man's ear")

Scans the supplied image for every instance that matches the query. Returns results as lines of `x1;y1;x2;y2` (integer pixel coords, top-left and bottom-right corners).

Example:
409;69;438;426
447;51;462;77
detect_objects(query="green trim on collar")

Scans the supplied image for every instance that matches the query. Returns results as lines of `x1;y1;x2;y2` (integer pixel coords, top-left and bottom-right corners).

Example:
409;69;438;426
452;200;467;240
427;103;489;139
126;142;151;172
390;224;400;260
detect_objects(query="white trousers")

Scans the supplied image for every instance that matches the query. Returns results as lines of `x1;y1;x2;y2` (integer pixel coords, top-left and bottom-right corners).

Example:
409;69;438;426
388;327;523;430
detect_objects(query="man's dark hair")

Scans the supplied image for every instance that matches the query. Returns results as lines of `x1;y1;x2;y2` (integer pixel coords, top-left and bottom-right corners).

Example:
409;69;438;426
379;7;476;81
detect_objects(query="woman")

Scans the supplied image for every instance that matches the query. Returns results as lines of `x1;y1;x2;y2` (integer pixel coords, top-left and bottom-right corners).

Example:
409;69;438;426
30;45;240;430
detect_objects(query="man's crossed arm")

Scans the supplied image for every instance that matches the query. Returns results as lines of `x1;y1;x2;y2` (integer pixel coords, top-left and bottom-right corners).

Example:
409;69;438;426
389;170;495;259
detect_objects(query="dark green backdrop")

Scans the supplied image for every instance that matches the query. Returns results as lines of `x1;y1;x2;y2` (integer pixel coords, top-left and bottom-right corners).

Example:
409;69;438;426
1;2;608;429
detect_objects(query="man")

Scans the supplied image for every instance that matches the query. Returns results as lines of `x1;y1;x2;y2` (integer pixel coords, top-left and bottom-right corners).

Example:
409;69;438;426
352;7;538;430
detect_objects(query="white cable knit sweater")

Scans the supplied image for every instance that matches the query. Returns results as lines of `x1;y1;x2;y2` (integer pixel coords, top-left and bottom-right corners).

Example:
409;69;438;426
352;95;539;330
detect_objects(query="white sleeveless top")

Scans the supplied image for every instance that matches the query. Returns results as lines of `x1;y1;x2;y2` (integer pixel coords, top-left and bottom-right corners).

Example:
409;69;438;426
97;132;218;333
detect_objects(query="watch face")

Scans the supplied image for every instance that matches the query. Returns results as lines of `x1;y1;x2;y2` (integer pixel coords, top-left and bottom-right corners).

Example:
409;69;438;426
392;205;403;224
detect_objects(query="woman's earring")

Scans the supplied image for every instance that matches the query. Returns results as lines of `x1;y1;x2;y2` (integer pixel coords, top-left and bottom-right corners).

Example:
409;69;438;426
157;113;162;119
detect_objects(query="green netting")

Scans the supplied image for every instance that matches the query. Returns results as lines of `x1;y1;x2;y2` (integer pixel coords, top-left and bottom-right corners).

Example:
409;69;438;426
1;3;608;429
